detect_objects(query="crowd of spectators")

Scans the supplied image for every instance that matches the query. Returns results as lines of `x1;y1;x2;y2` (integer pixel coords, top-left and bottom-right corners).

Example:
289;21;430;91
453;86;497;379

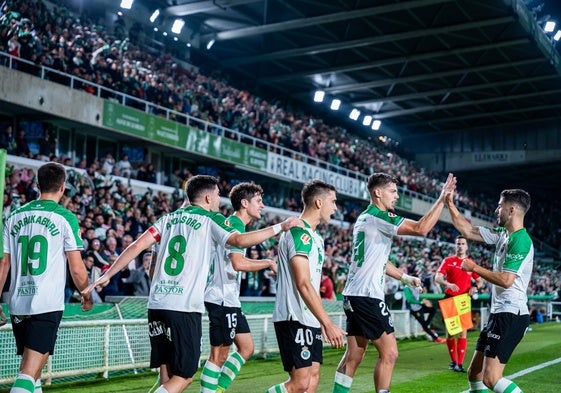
2;160;560;308
0;0;499;215
1;1;561;303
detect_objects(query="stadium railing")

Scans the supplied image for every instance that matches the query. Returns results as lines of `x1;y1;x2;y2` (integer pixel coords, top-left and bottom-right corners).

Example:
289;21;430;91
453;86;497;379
0;297;444;388
0;51;495;225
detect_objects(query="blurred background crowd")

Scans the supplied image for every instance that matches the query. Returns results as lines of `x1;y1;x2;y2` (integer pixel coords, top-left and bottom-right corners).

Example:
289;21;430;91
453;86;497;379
1;0;560;307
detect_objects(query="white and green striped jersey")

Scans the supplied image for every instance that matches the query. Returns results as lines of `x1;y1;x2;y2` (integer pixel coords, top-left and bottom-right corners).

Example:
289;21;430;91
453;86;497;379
3;200;83;315
343;204;405;300
273;221;324;328
205;214;245;307
479;226;533;315
148;205;237;313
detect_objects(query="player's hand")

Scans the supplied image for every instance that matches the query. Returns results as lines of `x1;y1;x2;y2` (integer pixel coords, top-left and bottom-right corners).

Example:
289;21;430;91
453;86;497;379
446;282;460;292
401;273;422;289
461;258;476;272
81;294;93;312
445;188;455;206
321;321;346;349
0;305;8;326
439;173;457;202
468;286;478;296
82;274;111;296
281;216;304;231
268;260;278;275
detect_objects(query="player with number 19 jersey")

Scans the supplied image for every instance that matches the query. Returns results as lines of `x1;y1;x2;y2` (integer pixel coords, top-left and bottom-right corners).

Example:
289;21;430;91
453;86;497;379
343;205;405;300
3;200;83;315
273;222;324;328
147;205;236;313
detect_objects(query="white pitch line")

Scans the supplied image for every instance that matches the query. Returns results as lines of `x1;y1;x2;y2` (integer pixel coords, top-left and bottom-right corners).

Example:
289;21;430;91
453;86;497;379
459;356;561;393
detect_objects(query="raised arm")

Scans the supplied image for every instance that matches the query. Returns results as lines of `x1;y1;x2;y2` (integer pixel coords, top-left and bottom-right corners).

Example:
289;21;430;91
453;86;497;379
397;173;456;236
227;216;303;249
446;191;484;242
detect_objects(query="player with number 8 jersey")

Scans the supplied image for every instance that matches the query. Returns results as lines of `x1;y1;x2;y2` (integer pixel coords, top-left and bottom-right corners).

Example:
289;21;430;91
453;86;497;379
83;175;302;393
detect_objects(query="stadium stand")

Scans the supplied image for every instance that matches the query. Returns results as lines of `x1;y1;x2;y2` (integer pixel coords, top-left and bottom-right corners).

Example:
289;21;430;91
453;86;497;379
1;0;561;388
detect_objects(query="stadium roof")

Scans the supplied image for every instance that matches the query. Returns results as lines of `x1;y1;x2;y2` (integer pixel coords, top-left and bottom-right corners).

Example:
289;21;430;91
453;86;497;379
143;0;561;138
136;0;561;195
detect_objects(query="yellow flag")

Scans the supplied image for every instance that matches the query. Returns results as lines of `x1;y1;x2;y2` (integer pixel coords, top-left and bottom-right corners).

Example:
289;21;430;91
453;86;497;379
439;293;473;336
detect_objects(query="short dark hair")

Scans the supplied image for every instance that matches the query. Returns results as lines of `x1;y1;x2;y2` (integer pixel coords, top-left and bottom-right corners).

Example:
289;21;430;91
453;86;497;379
501;189;531;214
455;235;468;244
301;179;336;207
367;173;399;195
37;162;66;193
186;175;219;203
229;182;263;211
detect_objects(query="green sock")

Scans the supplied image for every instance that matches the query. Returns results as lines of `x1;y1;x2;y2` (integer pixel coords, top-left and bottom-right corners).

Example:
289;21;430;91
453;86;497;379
493;378;523;393
333;371;353;393
11;374;35;393
200;360;221;393
218;352;246;390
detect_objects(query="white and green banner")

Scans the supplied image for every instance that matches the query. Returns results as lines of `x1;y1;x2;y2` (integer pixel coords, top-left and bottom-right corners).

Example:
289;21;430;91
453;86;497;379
102;101;267;171
266;152;368;199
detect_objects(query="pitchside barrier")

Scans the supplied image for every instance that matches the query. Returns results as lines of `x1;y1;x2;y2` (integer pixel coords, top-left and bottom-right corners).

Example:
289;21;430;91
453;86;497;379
0;295;553;388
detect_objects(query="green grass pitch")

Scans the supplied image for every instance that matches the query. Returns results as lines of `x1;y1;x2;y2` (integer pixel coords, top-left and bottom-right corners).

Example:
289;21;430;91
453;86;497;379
2;322;560;393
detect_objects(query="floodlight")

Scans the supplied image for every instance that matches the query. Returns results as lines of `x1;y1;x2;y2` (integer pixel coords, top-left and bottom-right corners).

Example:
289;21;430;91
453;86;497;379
371;120;382;130
330;99;341;110
349;109;360;120
362;115;373;126
171;19;185;34
207;39;216;50
313;90;325;103
150;9;160;23
545;21;556;32
554;30;561;41
120;0;134;10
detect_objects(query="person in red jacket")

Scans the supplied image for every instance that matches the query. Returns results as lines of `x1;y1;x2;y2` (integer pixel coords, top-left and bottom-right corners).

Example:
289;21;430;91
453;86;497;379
435;236;483;373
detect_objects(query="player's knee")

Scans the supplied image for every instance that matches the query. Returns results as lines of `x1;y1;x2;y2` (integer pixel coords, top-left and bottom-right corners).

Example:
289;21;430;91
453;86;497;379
239;345;254;360
482;370;500;389
382;348;398;364
290;377;311;393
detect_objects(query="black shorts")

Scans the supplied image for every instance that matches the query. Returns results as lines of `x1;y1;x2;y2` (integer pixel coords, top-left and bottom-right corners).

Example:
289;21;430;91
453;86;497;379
148;309;202;378
274;321;323;372
343;296;394;340
11;311;63;355
475;312;530;363
205;301;250;346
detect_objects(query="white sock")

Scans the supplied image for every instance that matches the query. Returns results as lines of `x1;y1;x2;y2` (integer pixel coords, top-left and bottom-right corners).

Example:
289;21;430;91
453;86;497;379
34;379;42;393
200;360;221;393
154;386;169;393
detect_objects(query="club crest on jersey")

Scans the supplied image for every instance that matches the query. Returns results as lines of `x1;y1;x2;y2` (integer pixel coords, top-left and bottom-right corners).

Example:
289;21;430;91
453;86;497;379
230;329;236;339
225;219;231;227
388;212;397;217
301;347;311;360
300;233;311;245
